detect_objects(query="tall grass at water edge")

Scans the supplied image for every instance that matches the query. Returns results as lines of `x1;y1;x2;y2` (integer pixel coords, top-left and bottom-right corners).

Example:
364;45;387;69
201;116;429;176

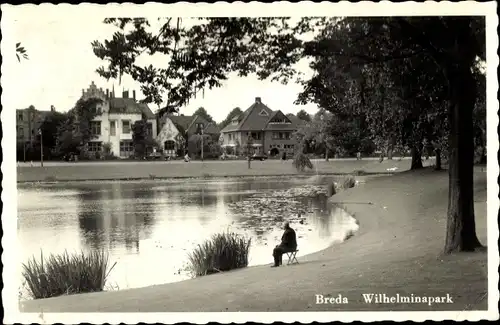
187;232;251;277
293;152;314;172
21;250;116;299
327;175;357;196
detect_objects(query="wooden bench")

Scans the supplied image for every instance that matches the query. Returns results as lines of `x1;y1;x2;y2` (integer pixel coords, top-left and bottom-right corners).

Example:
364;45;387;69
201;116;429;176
286;250;299;265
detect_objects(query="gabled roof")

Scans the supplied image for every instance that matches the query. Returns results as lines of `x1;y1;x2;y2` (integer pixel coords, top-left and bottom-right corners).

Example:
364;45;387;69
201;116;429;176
285;113;308;127
221;99;274;132
108;97;155;119
221;98;301;133
264;111;297;131
169;115;194;131
166;114;220;135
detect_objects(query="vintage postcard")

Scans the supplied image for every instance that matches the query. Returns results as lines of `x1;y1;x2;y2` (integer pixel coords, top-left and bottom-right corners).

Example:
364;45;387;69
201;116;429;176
2;1;498;323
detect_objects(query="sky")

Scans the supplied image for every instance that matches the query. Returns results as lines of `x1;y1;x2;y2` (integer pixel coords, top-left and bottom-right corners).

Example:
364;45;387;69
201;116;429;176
2;13;319;124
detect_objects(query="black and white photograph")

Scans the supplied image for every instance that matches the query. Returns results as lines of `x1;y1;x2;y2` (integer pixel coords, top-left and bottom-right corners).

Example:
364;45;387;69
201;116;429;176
2;1;498;323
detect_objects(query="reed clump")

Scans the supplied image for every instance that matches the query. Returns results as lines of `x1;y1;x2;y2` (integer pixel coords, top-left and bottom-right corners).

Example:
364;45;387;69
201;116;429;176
187;232;251;277
22;250;116;299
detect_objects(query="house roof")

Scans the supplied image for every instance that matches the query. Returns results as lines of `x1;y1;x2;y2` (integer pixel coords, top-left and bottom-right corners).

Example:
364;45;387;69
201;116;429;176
108;97;155;119
285;113;308;127
221;98;300;133
167;114;220;135
169;115;194;131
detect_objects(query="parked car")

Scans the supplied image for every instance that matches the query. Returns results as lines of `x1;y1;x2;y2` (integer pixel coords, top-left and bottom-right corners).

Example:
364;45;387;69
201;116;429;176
251;153;268;161
146;151;170;160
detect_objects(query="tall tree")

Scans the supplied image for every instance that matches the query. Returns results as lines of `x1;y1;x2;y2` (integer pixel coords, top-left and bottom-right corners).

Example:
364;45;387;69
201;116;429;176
296;109;312;122
39;111;68;157
193;106;215;123
92;16;485;254
219;107;243;130
132;118;155;158
55;98;102;157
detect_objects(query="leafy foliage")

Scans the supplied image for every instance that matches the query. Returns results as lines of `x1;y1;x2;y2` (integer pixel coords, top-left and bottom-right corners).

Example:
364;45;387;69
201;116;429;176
16;42;29;62
219;107;243;130
132;118;155;157
38;111;68;158
54;98;103;158
193;106;215;124
22;250;116;299
296;109;311;122
187;231;251;277
92;18;303;108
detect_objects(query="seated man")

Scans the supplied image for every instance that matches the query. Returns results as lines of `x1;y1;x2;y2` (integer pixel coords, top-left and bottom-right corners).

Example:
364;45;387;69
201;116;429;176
271;222;297;267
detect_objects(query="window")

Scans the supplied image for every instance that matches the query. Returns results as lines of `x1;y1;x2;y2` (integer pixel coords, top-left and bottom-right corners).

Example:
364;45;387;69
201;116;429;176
120;140;134;156
17;112;24;121
146;123;153;136
259;109;269;116
164;140;175;151
88;141;102;152
90;121;101;136
17;126;24;137
272;132;279;139
229;134;233;141
251;132;261;140
195;123;204;134
110;121;116;136
122;120;131;134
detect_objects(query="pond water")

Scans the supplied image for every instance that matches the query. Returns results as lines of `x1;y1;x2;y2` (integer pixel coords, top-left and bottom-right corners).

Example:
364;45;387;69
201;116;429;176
17;176;358;295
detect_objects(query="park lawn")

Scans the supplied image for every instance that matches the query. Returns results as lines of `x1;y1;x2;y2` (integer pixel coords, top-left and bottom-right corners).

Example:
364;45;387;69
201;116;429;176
16;158;433;183
19;167;489;313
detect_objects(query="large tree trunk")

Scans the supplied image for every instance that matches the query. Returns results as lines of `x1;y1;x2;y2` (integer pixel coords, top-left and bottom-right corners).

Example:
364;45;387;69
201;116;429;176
434;148;442;171
410;145;423;170
443;62;482;254
387;137;395;160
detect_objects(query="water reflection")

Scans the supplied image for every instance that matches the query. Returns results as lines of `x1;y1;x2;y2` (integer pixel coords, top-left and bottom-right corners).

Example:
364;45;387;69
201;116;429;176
76;183;156;253
18;177;357;293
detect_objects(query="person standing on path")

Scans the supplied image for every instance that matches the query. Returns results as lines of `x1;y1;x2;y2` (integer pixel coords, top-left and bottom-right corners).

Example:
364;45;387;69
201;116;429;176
271;222;297;267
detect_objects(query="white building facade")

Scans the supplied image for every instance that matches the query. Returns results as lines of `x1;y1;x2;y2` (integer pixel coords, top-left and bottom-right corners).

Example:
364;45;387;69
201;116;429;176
81;82;157;158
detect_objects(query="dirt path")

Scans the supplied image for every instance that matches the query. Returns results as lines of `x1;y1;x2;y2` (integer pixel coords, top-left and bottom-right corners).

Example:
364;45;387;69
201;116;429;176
20;168;488;312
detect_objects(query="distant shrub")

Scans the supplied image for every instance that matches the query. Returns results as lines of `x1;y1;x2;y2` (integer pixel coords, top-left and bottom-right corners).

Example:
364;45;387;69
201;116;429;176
353;169;366;176
326;181;336;197
293;152;314;172
187;232;251;277
22;250;116;299
340;175;356;189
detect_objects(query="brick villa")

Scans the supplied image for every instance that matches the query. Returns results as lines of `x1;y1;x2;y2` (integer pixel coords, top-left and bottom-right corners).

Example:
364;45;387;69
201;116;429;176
220;97;303;157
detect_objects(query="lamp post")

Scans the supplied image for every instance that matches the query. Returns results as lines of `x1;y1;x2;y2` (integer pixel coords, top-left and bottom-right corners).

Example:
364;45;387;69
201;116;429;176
200;126;204;162
39;128;44;167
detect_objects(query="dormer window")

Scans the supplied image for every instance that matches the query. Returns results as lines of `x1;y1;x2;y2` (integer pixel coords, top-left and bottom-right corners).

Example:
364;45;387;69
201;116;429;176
269;117;291;124
259;109;269;116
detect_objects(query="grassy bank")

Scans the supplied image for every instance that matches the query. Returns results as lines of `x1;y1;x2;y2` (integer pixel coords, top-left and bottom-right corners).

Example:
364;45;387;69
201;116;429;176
20;167;490;313
17;158;434;183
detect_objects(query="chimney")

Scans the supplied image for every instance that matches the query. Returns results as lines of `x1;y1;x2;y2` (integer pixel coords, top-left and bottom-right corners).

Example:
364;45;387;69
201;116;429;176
106;89;109;98
123;90;129;99
82;89;85;96
255;97;261;103
133;90;136;101
50;105;55;112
